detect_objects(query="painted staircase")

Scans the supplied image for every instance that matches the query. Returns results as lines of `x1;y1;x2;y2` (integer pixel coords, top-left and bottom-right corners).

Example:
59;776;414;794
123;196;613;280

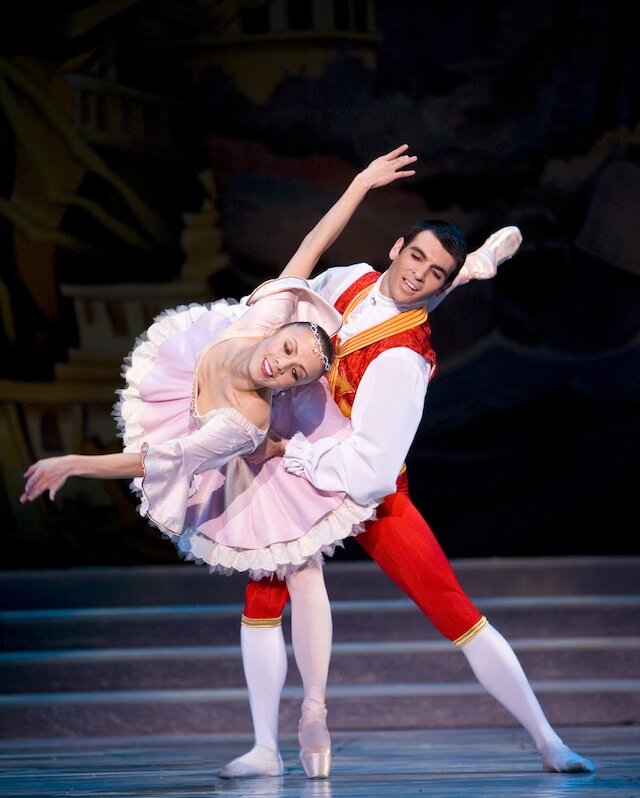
1;556;639;738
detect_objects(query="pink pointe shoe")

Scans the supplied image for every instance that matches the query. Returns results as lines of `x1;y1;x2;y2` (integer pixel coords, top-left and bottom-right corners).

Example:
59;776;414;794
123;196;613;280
458;226;523;284
298;693;331;778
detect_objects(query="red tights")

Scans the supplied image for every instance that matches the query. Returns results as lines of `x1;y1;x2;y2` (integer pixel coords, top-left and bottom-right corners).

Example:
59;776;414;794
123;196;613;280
243;474;482;644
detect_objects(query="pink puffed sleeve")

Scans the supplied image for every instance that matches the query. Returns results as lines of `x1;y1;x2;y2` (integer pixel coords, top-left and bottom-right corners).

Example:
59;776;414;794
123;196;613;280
236;277;342;338
137;409;265;536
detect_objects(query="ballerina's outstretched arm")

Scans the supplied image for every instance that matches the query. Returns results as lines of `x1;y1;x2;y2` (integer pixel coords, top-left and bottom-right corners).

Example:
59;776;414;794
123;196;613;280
279;144;416;281
20;451;143;504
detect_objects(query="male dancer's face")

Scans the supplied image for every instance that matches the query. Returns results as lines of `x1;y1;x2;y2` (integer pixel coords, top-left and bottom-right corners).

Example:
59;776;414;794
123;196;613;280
380;229;456;307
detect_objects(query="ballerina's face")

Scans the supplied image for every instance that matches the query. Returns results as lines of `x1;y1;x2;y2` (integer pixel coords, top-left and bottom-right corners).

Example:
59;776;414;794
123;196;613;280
251;325;328;389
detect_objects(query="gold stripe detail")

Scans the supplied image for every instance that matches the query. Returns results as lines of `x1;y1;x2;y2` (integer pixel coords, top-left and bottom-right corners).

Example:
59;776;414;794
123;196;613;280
336;306;428;359
241;614;283;628
327;305;428;395
453;615;488;647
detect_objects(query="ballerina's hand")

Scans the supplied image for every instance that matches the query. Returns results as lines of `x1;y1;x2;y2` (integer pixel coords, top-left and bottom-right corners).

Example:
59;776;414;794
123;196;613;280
360;144;417;190
244;431;288;464
20;457;72;503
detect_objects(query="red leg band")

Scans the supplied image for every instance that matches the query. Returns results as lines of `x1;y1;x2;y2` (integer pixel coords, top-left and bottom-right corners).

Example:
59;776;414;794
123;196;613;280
243;576;289;621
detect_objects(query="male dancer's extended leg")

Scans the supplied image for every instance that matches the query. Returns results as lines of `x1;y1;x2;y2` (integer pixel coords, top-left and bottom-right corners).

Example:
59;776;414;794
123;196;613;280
356;485;594;773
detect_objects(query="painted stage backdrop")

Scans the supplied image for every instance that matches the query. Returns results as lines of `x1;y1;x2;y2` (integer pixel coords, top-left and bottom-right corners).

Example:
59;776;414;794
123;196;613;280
0;0;638;569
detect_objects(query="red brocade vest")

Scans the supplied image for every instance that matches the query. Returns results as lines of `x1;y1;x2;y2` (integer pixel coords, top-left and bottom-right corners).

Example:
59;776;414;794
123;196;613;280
326;270;437;420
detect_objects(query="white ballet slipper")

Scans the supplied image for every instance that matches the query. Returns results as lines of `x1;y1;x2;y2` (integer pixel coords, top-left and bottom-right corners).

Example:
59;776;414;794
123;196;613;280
218;744;284;778
541;743;595;773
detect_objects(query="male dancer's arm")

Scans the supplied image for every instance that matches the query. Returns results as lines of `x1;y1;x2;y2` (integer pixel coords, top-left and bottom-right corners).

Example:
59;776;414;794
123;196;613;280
284;348;429;504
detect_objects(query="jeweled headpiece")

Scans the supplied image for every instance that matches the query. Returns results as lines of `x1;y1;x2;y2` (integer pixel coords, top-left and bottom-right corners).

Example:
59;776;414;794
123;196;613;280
309;321;331;372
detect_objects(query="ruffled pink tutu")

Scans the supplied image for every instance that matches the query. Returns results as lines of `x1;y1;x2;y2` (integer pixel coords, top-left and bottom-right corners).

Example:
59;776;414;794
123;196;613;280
113;297;376;579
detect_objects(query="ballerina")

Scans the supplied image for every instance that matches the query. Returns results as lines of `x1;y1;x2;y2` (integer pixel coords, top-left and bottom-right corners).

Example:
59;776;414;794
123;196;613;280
20;146;418;577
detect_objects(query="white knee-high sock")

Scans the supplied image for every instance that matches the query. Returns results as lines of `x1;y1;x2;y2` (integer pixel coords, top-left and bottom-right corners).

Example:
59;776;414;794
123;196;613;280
462;623;594;772
462;624;560;750
286;563;333;700
218;623;287;778
241;623;288;751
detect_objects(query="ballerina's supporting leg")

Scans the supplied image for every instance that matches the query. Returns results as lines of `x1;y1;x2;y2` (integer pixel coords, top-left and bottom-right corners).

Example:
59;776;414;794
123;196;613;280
286;562;333;778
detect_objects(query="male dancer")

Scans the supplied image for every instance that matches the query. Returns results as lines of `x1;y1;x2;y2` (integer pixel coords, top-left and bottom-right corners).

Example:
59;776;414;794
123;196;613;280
219;195;594;779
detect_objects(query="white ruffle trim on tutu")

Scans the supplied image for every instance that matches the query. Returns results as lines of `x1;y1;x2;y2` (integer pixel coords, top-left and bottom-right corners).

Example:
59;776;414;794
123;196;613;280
175;495;377;581
112;300;239;450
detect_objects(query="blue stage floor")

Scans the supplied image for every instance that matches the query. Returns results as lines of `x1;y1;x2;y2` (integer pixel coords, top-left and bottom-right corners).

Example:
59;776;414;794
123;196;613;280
1;725;638;798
